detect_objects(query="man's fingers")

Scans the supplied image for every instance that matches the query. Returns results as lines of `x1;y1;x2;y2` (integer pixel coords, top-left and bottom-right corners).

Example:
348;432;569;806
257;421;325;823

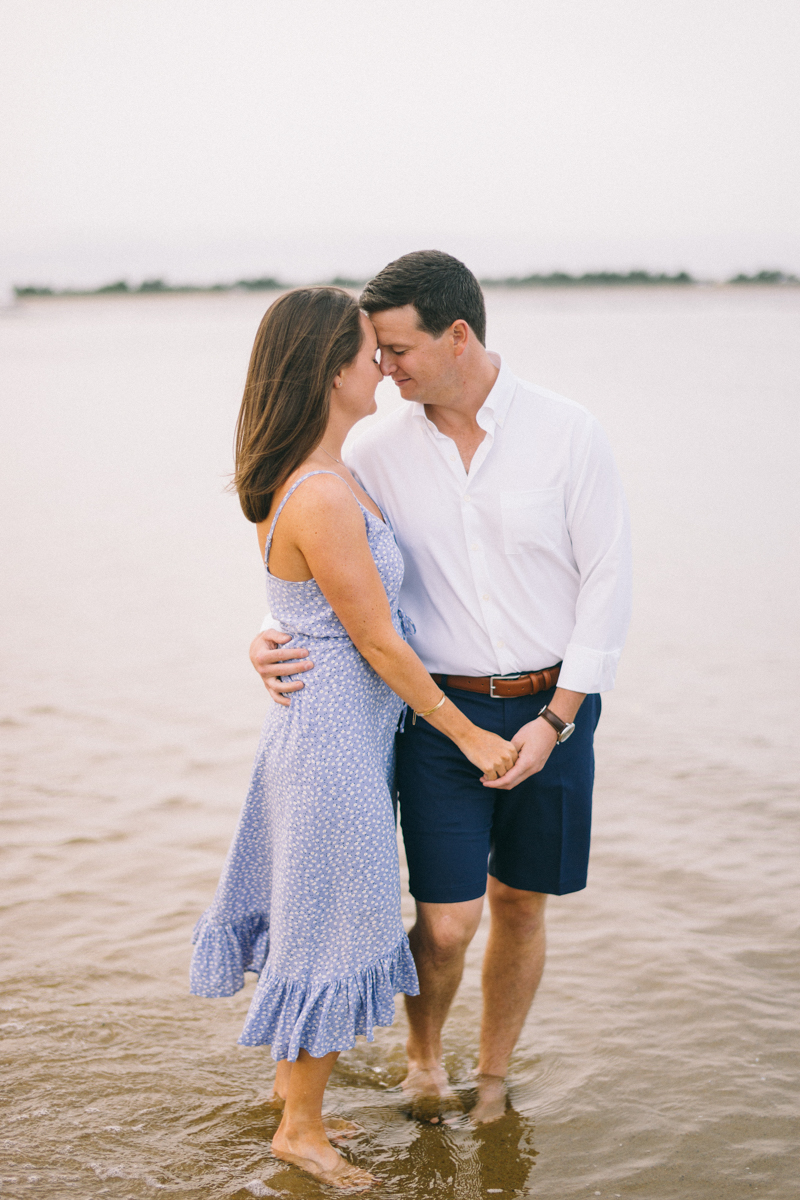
481;757;532;789
255;657;314;678
258;629;292;645
261;648;310;662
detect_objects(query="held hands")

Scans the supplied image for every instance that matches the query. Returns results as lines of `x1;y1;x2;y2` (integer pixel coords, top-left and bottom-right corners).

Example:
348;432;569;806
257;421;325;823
480;716;558;789
248;631;564;786
249;629;314;707
460;727;520;781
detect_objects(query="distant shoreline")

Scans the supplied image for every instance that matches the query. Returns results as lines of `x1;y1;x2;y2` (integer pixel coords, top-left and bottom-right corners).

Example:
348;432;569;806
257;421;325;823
12;269;800;298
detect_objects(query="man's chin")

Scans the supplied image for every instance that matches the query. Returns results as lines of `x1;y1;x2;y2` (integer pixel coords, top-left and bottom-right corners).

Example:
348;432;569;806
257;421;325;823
396;381;420;403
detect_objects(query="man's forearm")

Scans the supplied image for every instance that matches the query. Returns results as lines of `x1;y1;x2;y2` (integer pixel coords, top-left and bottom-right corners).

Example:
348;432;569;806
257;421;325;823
547;687;586;723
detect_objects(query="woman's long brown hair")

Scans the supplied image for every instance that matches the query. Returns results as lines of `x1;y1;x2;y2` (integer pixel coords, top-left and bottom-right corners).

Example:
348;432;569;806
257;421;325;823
233;287;363;523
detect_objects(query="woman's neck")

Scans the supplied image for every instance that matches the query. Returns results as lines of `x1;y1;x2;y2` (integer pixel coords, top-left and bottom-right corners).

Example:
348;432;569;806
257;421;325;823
318;444;343;466
317;410;356;465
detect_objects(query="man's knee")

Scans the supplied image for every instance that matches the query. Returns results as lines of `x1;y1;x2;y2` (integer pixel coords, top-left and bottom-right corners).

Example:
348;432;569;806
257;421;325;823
487;879;547;938
412;898;483;964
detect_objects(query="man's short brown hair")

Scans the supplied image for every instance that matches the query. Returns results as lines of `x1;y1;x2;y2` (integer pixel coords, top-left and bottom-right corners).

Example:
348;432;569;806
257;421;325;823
360;250;487;346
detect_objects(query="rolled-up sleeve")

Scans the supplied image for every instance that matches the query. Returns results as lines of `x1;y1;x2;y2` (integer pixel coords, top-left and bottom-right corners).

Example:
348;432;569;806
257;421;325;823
558;419;632;694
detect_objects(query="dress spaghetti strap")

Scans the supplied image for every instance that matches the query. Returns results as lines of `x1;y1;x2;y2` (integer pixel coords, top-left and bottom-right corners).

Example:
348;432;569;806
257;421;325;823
264;470;346;564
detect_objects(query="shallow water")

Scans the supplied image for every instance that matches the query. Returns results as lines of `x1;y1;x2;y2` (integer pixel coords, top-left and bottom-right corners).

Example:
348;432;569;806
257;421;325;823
1;287;798;1199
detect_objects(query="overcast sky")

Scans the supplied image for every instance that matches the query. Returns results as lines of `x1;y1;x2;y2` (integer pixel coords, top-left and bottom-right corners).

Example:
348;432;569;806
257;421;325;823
2;0;798;287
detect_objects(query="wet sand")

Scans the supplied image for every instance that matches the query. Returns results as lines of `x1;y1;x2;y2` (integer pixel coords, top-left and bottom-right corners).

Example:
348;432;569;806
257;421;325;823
1;287;798;1198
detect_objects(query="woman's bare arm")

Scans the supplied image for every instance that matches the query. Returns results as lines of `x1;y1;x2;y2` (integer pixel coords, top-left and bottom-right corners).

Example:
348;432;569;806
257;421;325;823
274;474;517;780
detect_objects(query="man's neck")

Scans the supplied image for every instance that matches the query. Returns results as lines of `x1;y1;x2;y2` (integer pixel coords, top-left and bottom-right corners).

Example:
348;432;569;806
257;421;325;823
424;351;498;432
423;351;499;471
422;350;496;453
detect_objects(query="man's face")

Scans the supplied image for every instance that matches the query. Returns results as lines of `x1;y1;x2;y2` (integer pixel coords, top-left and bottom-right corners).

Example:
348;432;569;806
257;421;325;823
370;305;457;405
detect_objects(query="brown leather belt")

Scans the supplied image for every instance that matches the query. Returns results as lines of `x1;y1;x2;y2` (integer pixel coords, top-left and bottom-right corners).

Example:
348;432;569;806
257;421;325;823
431;663;561;699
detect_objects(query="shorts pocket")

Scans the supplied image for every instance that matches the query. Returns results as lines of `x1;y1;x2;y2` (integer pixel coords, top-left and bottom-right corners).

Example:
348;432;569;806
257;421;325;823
500;487;565;554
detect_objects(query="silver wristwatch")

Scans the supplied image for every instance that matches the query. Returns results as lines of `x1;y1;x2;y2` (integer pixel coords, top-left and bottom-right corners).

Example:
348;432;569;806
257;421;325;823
537;704;576;743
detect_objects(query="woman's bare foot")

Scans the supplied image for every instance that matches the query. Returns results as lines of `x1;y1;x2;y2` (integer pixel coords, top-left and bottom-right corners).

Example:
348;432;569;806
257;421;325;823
271;1122;378;1191
469;1073;508;1125
400;1062;463;1123
323;1116;364;1143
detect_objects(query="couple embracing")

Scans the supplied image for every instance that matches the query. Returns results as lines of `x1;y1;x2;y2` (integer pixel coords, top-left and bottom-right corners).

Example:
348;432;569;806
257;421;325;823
190;251;632;1189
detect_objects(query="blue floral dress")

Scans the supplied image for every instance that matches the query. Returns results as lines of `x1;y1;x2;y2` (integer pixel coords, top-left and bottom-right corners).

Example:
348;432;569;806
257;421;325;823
190;471;419;1060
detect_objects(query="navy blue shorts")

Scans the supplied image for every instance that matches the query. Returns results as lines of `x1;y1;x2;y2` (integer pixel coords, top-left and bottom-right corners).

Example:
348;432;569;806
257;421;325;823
396;685;601;903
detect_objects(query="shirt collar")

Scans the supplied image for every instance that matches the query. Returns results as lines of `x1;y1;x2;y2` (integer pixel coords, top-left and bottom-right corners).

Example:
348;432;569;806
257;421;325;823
409;352;516;429
478;353;515;428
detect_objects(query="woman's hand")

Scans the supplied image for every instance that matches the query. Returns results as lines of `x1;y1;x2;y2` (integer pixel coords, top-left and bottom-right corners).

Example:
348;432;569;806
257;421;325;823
458;727;519;781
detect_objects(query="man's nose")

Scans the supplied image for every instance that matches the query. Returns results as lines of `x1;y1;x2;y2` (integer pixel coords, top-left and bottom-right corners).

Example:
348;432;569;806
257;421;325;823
379;353;396;376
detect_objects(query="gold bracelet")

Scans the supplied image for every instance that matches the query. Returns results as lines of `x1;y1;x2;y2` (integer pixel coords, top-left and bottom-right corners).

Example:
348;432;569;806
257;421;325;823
412;692;446;725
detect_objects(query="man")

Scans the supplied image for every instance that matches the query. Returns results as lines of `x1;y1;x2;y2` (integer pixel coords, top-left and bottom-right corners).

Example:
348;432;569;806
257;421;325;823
250;251;632;1122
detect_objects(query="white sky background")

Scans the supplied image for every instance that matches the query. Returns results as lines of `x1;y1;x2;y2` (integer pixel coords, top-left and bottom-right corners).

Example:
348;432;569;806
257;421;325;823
1;0;798;288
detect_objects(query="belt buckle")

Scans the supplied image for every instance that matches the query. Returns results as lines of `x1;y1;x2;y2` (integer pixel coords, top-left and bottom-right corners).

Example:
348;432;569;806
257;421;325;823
489;672;523;698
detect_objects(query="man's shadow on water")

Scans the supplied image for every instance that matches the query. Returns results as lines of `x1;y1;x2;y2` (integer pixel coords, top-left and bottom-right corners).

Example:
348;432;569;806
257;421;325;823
390;1102;539;1199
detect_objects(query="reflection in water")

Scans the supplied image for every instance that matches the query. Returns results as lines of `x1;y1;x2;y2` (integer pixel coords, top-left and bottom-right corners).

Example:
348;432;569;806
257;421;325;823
473;1107;539;1195
333;1094;538;1200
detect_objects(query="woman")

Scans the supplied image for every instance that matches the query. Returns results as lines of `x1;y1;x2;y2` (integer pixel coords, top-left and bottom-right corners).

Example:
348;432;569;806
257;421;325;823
190;288;517;1189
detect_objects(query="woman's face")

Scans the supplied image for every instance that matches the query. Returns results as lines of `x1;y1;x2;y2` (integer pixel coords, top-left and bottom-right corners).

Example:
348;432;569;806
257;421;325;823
334;313;382;419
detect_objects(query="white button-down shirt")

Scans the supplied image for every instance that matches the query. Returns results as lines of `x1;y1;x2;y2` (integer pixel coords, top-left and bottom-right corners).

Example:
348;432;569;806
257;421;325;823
345;354;632;694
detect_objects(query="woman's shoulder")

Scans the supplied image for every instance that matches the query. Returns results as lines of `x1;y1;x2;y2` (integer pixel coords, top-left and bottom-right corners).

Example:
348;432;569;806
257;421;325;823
275;465;362;524
257;465;365;561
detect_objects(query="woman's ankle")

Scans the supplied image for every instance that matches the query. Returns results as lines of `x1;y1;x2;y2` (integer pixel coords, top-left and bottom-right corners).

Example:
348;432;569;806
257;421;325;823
277;1114;327;1143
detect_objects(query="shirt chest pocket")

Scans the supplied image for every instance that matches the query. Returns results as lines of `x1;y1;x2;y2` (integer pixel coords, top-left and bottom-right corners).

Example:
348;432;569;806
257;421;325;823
500;488;565;554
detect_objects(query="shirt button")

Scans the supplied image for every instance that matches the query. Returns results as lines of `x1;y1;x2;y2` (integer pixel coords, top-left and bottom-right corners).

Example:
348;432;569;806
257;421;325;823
449;455;456;462
497;638;505;648
470;542;479;551
482;592;490;600
463;494;471;503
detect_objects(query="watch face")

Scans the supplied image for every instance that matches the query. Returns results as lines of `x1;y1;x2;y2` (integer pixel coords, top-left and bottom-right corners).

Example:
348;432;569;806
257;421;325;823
558;723;576;743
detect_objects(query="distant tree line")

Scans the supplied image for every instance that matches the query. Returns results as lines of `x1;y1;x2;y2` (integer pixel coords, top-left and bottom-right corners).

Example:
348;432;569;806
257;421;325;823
480;270;695;286
13;276;288;298
13;269;799;298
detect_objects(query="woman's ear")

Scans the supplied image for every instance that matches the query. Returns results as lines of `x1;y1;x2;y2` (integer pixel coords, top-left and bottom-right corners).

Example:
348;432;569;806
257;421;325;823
333;375;343;389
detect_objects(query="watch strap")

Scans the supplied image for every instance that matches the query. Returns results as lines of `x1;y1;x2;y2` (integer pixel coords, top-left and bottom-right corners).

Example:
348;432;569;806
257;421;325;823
538;704;568;739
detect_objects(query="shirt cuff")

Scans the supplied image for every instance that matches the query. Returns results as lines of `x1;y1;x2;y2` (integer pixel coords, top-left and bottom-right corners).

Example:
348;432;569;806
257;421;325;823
558;642;622;694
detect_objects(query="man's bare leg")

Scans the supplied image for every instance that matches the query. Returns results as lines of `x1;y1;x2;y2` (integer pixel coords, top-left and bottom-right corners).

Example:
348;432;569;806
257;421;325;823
403;897;484;1111
471;878;547;1124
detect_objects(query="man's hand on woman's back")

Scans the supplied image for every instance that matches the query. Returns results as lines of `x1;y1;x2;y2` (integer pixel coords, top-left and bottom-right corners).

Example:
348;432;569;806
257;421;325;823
249;630;314;707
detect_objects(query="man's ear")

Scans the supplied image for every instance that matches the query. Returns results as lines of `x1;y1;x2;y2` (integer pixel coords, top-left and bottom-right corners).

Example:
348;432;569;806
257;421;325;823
451;319;470;357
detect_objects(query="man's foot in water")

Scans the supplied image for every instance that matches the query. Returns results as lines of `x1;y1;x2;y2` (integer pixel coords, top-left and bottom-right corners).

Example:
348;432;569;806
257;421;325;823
400;1061;464;1124
469;1072;508;1125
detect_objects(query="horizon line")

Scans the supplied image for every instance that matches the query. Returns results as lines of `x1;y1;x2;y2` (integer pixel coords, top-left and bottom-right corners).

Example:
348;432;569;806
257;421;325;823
12;268;800;298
